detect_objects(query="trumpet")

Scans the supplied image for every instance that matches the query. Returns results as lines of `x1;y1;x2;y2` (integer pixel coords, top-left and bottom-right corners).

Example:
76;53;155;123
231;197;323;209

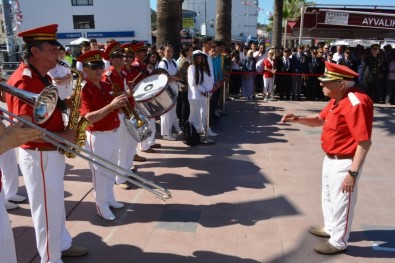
0;82;58;124
1;76;171;200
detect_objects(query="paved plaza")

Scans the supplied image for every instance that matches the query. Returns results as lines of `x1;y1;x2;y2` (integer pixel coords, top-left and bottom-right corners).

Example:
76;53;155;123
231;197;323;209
6;98;395;263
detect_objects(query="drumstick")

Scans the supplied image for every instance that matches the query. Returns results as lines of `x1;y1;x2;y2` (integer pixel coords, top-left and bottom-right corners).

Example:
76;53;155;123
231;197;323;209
129;72;142;91
131;72;142;84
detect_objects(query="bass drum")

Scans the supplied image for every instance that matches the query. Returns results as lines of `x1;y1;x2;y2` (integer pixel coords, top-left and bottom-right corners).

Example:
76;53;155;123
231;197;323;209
133;72;178;118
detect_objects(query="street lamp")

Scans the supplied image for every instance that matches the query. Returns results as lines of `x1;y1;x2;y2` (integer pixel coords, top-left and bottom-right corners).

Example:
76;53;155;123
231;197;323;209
195;0;207;36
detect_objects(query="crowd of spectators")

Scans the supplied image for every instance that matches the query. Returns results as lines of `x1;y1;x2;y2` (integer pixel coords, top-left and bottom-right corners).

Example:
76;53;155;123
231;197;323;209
226;40;395;105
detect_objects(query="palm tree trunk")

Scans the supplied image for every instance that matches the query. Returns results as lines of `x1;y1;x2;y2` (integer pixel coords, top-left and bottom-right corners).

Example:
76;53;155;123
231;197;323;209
215;0;232;48
272;0;284;49
156;0;183;58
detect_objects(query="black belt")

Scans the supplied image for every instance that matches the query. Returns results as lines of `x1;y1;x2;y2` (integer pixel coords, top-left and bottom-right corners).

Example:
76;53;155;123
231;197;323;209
326;154;353;160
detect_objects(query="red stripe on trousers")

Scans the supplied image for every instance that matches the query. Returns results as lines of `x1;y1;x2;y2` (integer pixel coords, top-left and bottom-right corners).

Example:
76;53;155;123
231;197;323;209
39;151;51;262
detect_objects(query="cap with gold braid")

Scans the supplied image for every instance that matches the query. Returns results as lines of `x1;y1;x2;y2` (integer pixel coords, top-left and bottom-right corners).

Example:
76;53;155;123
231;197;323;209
318;61;359;82
121;43;135;53
133;42;147;52
78;50;104;67
18;24;61;46
103;42;123;60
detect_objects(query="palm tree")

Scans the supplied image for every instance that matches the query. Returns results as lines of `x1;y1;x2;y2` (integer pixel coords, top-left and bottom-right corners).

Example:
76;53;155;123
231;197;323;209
270;0;316;48
215;0;232;48
272;0;284;49
156;0;183;58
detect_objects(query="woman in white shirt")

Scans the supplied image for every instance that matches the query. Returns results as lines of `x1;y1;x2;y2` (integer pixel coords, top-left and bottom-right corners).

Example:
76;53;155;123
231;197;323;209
187;50;214;134
48;46;73;100
158;44;183;141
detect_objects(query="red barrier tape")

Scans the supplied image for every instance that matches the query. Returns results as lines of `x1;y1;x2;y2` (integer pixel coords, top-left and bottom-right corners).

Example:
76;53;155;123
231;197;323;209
230;71;323;77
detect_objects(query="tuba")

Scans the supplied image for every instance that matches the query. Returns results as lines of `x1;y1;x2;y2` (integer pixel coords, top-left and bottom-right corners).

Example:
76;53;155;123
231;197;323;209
57;60;90;158
111;83;152;142
0;82;58;124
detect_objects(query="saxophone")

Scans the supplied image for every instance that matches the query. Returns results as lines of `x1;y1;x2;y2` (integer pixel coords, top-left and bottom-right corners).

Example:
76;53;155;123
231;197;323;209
57;60;90;158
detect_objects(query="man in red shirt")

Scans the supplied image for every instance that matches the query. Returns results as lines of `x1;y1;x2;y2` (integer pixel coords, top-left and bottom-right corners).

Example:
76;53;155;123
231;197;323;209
101;42;139;190
281;62;373;255
79;50;127;220
6;24;88;261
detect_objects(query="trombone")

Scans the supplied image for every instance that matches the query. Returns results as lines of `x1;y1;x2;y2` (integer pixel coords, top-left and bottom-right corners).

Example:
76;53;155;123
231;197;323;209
0;85;171;200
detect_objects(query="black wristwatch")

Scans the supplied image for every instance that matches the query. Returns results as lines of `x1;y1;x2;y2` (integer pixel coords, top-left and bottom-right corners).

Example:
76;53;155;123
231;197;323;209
348;169;359;178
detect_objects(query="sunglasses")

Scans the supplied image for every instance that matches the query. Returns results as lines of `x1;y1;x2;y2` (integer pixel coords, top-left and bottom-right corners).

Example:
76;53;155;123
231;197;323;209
89;64;105;70
123;55;134;58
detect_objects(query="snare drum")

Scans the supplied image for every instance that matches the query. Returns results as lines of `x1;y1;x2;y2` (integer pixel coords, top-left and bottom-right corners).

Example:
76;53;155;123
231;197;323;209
133;73;178;118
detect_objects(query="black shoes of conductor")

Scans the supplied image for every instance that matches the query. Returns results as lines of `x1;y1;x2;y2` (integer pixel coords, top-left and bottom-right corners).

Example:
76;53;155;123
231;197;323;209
61;245;88;257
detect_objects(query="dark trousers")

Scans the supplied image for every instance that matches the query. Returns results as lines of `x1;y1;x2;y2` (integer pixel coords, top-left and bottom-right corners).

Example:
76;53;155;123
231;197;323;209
306;77;320;101
255;73;263;93
210;88;220;121
277;75;292;100
176;91;190;128
365;77;382;103
230;70;242;95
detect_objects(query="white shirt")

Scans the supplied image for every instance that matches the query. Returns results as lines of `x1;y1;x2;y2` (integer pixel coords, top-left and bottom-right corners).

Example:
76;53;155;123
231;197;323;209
48;60;72;100
187;65;214;100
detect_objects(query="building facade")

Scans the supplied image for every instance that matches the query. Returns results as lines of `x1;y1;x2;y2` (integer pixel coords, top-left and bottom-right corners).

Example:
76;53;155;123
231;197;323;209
15;0;151;48
182;0;258;41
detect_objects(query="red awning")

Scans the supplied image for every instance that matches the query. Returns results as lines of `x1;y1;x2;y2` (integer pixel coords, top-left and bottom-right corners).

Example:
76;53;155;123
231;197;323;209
291;7;395;40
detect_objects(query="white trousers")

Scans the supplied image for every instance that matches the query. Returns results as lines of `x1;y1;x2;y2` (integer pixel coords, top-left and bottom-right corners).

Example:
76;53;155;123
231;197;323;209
264;77;274;94
0;149;19;200
85;130;120;213
140;118;157;151
322;156;359;249
0;190;17;263
19;148;71;263
160;105;179;136
117;115;137;184
188;96;208;133
161;83;179;136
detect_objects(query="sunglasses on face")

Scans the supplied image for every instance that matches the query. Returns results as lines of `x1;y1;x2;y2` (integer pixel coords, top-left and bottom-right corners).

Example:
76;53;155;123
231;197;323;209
89;64;105;70
123;55;134;59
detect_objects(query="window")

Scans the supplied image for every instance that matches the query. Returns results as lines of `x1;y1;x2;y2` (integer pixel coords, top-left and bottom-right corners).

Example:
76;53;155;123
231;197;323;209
71;0;93;6
73;15;95;29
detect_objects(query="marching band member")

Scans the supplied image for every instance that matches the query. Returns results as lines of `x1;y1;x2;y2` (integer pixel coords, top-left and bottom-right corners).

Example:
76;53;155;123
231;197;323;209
102;42;136;190
132;42;162;156
79;50;127;221
6;24;88;262
158;43;183;141
123;44;161;153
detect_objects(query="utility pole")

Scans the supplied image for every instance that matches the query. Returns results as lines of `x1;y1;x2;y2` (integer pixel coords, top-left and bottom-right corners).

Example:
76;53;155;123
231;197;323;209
2;0;17;61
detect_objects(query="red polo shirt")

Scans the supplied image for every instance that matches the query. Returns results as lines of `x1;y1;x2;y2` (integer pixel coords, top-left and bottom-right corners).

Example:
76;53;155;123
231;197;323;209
263;58;275;78
6;62;64;149
79;79;120;132
319;87;373;156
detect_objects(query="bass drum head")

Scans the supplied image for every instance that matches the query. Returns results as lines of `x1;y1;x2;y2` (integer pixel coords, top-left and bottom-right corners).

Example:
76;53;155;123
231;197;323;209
133;73;169;102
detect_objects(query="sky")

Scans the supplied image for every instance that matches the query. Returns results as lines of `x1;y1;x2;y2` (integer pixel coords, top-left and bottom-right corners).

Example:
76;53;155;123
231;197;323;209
150;0;395;24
